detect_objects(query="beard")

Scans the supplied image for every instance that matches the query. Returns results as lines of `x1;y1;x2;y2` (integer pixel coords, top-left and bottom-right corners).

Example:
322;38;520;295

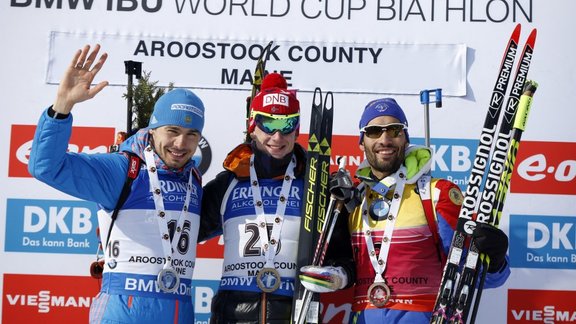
365;143;405;179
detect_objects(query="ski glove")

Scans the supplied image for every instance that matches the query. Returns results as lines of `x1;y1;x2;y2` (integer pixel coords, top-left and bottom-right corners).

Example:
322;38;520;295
472;222;509;273
329;168;359;212
299;265;348;293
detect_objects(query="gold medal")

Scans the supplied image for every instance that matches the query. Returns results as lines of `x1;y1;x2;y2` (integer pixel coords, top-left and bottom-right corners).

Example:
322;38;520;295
157;268;180;293
367;281;391;307
256;267;281;293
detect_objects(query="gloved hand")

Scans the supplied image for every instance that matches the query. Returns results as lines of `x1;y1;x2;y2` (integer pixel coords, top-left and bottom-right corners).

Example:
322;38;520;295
329;168;359;212
329;168;354;200
299;265;348;293
473;222;508;273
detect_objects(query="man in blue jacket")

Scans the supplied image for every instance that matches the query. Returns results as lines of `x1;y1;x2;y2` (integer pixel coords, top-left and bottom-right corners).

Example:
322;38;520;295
28;44;205;324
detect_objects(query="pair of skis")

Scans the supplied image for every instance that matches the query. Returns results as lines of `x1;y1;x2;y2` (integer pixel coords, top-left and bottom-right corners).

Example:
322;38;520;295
431;24;538;324
243;44;339;323
291;88;337;324
244;41;274;143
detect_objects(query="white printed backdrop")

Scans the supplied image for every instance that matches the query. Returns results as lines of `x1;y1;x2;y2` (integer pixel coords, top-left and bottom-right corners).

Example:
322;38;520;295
1;1;576;323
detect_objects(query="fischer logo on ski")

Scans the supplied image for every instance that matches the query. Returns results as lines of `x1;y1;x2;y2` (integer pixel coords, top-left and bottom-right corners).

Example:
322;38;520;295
292;88;334;324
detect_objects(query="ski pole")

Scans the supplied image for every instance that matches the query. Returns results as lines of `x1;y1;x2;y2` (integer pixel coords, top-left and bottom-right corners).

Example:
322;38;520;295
419;89;442;148
294;157;350;324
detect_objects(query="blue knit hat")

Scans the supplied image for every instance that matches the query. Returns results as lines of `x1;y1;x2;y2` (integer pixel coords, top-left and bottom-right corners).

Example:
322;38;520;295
148;88;205;133
359;98;409;143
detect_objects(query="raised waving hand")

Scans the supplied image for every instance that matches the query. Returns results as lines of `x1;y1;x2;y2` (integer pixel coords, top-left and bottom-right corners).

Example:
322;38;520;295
53;44;109;114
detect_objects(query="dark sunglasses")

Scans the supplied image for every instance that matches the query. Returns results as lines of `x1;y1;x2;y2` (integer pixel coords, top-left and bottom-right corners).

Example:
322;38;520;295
361;123;406;139
254;112;300;135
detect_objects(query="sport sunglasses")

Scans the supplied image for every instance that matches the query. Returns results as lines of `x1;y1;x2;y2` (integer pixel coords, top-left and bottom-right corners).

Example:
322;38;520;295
361;123;407;139
253;112;300;135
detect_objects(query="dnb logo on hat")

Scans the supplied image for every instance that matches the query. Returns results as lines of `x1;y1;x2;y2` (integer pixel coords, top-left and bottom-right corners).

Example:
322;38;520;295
263;93;290;111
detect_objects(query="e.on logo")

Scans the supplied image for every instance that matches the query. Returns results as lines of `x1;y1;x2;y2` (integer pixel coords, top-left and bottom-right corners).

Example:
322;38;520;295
9;124;115;178
511;141;576;195
2;274;99;322
508;289;576;323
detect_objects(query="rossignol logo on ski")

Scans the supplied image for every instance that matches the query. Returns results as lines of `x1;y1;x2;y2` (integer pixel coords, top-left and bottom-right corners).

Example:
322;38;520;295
431;23;538;324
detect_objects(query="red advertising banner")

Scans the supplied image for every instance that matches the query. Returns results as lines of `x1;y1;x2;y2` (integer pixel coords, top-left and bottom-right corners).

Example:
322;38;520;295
2;274;100;323
297;134;363;176
508;289;576;323
321;287;354;323
9;124;115;178
511;141;576;195
197;235;224;259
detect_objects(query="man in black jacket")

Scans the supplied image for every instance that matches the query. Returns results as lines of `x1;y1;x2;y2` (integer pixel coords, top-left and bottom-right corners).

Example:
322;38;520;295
200;73;307;323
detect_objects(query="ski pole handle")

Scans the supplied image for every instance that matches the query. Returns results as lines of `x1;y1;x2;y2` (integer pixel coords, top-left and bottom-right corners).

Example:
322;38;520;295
513;80;538;131
296;158;348;324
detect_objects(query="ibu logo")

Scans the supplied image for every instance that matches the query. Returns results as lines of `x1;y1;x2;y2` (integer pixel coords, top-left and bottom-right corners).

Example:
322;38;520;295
5;198;99;254
509;214;576;269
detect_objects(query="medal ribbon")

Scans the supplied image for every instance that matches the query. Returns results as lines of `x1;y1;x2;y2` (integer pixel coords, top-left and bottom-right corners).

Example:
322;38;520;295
361;167;407;283
249;154;296;269
144;146;193;271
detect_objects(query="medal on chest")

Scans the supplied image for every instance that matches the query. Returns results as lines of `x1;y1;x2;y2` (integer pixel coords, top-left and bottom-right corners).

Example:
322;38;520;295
144;146;193;293
256;267;282;293
249;155;296;293
367;281;392;308
362;169;406;307
157;268;180;292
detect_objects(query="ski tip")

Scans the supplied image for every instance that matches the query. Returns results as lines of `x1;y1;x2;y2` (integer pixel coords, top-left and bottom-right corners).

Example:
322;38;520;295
313;87;323;108
526;28;538;47
324;91;334;111
511;23;522;42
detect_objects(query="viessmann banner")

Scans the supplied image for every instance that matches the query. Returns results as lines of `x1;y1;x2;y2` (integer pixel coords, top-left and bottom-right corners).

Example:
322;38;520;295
2;0;576;323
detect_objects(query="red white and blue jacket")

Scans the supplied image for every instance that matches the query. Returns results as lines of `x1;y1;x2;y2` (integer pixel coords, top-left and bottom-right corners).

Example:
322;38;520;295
327;145;510;320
